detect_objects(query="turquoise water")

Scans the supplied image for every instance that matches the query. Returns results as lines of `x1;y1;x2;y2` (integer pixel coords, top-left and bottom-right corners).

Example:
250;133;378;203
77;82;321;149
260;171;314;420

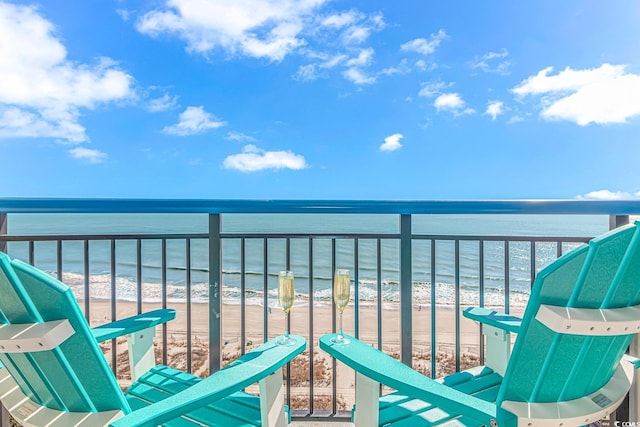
6;213;610;308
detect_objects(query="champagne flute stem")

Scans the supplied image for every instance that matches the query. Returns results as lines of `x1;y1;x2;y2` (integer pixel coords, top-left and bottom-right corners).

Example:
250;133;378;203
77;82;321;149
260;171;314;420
285;311;289;339
339;310;343;339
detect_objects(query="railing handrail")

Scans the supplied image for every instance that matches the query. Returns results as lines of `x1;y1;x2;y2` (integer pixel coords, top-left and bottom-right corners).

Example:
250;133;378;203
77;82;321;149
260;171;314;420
0;231;594;244
2;198;640;215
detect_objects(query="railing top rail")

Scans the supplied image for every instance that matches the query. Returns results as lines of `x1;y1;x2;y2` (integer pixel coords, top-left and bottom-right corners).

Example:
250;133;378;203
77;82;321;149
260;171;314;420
0;232;593;242
1;198;640;215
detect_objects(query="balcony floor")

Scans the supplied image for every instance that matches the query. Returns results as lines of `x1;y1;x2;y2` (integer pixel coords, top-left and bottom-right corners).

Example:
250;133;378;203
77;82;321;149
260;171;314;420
291;423;354;426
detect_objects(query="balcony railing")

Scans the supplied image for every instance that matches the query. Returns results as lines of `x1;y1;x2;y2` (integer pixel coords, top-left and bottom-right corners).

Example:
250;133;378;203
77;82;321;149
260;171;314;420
1;198;639;422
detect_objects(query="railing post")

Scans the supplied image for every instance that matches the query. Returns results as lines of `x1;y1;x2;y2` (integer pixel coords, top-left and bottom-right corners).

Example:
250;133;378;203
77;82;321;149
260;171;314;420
400;214;412;366
0;213;6;253
209;213;222;374
610;215;630;230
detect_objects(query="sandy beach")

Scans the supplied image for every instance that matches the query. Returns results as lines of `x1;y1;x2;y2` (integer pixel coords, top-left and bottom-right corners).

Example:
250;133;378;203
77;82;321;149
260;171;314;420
89;300;522;411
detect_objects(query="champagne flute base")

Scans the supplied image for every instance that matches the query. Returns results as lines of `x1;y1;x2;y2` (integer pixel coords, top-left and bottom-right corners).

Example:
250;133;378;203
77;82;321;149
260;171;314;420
277;335;297;346
329;335;350;345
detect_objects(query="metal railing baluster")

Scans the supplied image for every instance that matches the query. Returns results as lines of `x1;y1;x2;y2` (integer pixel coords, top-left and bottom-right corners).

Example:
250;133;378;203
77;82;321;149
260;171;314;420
504;240;510;314
161;239;168;366
430;239;436;378
331;238;337;415
84;239;89;321
285;238;291;410
110;239;117;374
186;238;192;373
454;239;460;372
56;240;62;281
208;214;222;374
240;238;246;356
479;239;485;365
354;238;359;339
530;241;536;290
136;239;142;315
308;237;314;415
263;238;268;342
376;238;382;351
0;213;6;253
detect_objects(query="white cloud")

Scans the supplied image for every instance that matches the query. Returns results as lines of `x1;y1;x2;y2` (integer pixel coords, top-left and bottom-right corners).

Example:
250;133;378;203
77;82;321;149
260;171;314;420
342;25;371;45
342;48;378;85
321;54;348;69
433;93;460;110
293;52;349;80
148;93;178;112
434;93;475;116
341;12;384;45
163;106;226;135
226;131;257;142
116;8;132;22
343;68;376;85
137;0;327;62
223;144;307;172
485;101;504;120
0;3;134;143
137;0;386;86
68;147;108;163
434;93;463;110
400;30;447;55
321;11;361;28
418;81;453;98
380;133;403;152
471;49;510;74
512;64;640;125
346;48;374;67
380;59;411;76
415;59;434;72
0;106;85;142
507;115;524;124
577;190;640;200
293;64;319;81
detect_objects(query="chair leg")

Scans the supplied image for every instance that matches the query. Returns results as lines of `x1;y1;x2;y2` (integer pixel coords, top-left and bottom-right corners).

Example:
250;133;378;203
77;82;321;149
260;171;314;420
630;335;640;420
354;372;379;427
127;326;157;382
259;367;288;427
483;324;511;376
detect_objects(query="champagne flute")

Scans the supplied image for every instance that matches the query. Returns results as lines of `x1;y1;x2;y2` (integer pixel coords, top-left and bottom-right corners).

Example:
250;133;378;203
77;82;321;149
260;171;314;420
331;269;351;345
277;270;296;346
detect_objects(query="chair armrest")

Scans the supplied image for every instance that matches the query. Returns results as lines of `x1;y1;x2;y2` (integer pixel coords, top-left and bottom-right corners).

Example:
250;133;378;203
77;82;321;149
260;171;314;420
110;335;306;427
91;309;176;343
463;307;522;333
320;334;510;427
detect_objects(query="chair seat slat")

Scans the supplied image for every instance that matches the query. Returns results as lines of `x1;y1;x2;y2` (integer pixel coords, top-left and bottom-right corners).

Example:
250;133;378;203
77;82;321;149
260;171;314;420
126;366;262;426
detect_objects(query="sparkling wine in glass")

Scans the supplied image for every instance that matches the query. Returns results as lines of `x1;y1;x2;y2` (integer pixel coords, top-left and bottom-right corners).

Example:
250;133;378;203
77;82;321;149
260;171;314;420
331;269;351;345
277;270;296;346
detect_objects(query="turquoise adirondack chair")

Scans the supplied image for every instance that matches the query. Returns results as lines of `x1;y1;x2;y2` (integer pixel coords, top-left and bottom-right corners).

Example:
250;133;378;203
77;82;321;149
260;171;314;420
320;222;640;427
0;252;306;426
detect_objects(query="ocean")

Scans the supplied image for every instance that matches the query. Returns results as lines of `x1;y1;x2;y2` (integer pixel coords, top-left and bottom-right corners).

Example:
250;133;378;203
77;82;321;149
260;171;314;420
5;213;611;310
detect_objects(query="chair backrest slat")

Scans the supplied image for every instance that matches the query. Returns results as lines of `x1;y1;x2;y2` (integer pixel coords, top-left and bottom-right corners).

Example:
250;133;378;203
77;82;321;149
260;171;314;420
0;253;130;414
498;223;640;406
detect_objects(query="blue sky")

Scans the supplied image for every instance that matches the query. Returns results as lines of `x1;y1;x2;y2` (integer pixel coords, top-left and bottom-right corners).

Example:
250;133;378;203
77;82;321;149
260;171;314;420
1;1;640;200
